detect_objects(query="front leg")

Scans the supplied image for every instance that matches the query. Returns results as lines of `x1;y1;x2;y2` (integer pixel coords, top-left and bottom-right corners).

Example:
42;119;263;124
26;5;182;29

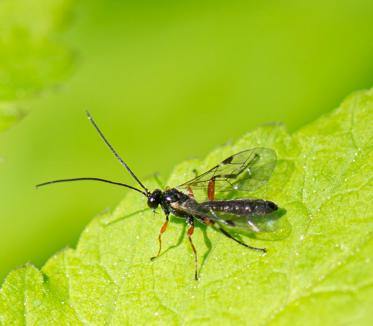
150;214;169;261
186;216;199;280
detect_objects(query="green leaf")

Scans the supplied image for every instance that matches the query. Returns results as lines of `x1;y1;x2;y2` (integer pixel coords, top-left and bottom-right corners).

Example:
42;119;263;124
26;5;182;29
0;102;26;133
0;88;372;325
0;0;74;131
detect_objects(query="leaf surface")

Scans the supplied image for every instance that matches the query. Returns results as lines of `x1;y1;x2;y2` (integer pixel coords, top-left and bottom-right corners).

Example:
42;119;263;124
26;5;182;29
0;88;372;325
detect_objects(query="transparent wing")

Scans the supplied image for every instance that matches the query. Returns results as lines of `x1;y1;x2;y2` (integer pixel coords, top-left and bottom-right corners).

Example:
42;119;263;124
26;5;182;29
219;211;288;239
201;207;290;240
178;148;277;193
179;200;288;240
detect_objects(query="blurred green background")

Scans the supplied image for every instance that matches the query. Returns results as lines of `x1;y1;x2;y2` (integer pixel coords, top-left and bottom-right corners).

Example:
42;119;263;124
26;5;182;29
0;0;373;282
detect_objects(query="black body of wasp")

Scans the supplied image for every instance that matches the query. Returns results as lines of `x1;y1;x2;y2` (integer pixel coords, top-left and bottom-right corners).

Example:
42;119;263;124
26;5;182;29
37;112;281;280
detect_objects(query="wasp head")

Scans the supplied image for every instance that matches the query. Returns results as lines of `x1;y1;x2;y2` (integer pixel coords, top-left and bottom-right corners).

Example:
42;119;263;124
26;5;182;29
147;189;162;209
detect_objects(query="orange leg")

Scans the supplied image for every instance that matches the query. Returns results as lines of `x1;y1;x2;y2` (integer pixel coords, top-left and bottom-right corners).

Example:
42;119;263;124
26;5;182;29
207;178;215;200
187;219;198;280
202;217;214;225
150;215;169;261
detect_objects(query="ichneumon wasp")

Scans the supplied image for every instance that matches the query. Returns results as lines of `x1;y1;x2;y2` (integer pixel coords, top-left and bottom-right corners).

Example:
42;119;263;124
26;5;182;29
37;112;283;280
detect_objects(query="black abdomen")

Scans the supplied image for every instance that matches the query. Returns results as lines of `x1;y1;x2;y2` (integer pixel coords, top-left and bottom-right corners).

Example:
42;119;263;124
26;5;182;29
200;199;278;216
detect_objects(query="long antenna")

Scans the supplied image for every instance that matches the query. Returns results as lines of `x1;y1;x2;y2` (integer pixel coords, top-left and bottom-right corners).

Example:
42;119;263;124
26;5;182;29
85;111;149;194
36;177;147;196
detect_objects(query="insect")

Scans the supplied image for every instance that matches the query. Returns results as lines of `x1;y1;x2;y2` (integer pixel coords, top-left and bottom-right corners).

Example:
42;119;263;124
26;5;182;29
37;112;281;280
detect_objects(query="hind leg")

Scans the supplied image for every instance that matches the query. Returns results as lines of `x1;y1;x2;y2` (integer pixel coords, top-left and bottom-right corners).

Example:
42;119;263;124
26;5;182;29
216;225;266;253
186;216;198;280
